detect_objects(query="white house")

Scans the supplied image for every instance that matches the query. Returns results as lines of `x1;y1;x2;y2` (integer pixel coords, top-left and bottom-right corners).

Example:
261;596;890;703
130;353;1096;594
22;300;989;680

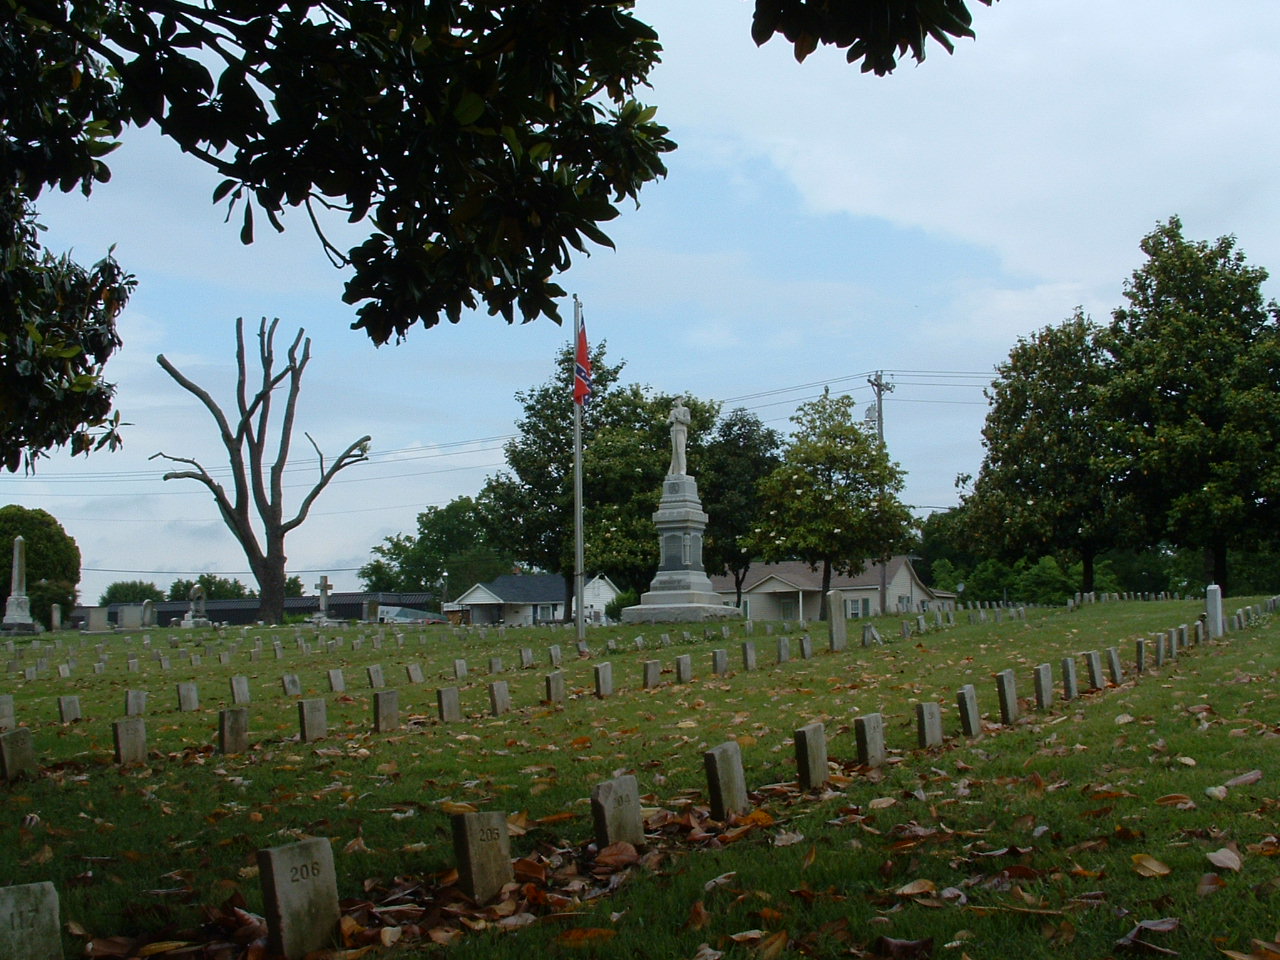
709;556;954;621
453;573;620;626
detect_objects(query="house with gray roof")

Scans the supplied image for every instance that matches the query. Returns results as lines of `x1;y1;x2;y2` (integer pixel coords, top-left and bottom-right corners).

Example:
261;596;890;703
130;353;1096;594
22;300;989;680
453;572;619;626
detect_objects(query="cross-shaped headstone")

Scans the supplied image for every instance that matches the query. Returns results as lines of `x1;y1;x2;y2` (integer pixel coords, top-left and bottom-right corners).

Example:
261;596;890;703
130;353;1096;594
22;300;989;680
314;575;333;615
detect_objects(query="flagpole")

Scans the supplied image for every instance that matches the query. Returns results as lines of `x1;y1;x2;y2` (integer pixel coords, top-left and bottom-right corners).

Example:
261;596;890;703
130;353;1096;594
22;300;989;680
572;296;586;642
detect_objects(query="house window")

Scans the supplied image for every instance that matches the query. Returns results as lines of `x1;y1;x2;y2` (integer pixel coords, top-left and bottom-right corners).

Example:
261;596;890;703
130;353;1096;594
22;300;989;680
897;595;911;612
844;597;870;619
536;604;556;622
778;597;799;621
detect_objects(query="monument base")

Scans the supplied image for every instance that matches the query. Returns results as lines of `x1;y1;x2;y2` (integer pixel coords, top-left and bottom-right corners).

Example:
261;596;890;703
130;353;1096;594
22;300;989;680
621;601;741;624
0;621;37;635
180;617;212;629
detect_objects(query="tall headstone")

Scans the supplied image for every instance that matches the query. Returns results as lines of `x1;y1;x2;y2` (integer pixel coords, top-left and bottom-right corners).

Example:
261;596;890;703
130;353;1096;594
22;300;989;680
219;707;249;754
1206;584;1225;638
642;660;661;689
437;686;462;722
594;663;614;698
488;680;511;715
125;689;147;716
544;671;566;704
956;684;981;738
591;774;644;849
1061;657;1079;700
326;669;345;693
298;699;327;742
373;690;400;732
776;636;790;664
996;670;1018;725
1085;650;1104;690
854;713;886;767
794;722;828;789
0;695;14;731
2;536;34;633
703;741;748;821
177;681;199;712
451;812;513;904
741;640;757;671
0;728;35;780
711;648;728;675
313;575;334;621
0;881;61;960
366;664;385;689
258;837;340;959
916;702;943;748
1033;664;1053;710
1106;646;1124;685
674;654;693;683
113;716;146;764
827;591;847;651
58;695;81;723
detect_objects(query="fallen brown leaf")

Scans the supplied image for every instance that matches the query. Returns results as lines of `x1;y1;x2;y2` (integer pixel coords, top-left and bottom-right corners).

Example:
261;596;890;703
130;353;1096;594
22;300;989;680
1207;847;1243;872
1131;854;1171;878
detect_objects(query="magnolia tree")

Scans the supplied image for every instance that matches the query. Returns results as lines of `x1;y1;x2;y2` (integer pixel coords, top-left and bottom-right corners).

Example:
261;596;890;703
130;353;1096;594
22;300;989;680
748;389;913;619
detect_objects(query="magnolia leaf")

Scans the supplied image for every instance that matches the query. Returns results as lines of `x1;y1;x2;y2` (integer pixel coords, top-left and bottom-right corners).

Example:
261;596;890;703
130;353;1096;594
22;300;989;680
687;900;712;930
1197;872;1226;896
1131;854;1172;877
1207;847;1243;872
895;879;937;897
1225;770;1263;788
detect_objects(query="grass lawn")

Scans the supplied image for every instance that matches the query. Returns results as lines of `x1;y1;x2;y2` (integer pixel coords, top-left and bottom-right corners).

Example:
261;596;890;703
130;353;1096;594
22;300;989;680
2;597;1278;959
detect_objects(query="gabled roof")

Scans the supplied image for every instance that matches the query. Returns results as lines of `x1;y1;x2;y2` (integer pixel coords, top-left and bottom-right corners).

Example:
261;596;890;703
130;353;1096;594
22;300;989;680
459;573;565;605
710;557;911;595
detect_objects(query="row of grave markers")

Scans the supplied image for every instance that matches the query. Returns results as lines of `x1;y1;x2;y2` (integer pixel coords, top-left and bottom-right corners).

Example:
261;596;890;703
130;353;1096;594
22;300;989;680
2;594;1274;958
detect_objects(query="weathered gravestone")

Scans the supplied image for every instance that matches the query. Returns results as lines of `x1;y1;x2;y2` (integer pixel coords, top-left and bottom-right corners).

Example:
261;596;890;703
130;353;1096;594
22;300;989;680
1033;664;1053;711
794;722;828;790
366;664;385;689
58;695;81;723
855;713;886;767
258;837;340;959
1206;584;1225;638
1106;646;1124;685
489;657;504;675
1154;634;1166;668
776;637;790;664
827;590;847;652
1061;657;1079;700
281;674;302;697
0;728;35;780
799;635;813;660
906;705;939;754
675;654;693;684
703;741;748;821
544;671;566;705
548;645;562;668
1085;651;1104;691
406;663;425;685
489;681;511;715
956;684;981;738
298;699;327;742
1135;638;1147;674
177;682;199;712
711;648;728;675
594;663;614;699
374;690;400;732
219;707;250;754
125;690;147;716
113;716;146;764
453;659;468;681
327;669;345;693
996;670;1018;725
0;881;61;960
519;648;535;669
437;686;462;722
642;660;661;689
862;624;882;647
591;774;644;849
0;694;14;731
451;812;513;904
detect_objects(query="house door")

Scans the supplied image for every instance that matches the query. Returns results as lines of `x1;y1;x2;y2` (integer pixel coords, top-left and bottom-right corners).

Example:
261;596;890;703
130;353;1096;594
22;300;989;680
778;597;799;621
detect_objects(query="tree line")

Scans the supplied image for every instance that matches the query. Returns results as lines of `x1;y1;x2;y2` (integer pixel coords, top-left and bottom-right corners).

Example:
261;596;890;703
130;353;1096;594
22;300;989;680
360;346;913;620
934;217;1280;600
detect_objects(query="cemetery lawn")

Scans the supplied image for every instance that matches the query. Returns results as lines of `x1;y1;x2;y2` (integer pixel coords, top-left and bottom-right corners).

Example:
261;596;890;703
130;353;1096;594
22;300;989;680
3;600;1279;960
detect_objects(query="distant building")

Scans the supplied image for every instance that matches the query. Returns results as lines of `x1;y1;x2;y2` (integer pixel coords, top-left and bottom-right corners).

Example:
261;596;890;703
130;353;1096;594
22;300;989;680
71;590;448;628
709;556;954;621
453;573;621;626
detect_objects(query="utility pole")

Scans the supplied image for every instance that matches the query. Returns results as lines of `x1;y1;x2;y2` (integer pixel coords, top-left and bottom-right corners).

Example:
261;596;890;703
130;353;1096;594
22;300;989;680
868;371;895;617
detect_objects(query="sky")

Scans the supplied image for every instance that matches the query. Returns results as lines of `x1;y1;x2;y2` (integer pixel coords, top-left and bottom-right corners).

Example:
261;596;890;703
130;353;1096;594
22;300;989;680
5;1;1280;606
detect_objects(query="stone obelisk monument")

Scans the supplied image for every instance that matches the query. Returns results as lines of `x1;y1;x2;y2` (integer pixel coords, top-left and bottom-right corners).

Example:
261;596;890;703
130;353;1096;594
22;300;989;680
2;536;36;633
622;399;741;623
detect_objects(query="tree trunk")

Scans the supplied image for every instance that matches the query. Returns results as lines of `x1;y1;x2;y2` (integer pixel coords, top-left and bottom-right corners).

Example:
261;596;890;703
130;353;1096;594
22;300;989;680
1210;541;1228;595
819;558;832;621
256;552;287;624
1079;547;1096;594
731;562;750;608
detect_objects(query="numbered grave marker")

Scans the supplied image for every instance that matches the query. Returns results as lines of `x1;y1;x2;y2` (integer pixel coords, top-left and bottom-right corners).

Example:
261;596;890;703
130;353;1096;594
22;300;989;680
219;707;250;754
591;774;644;849
451;812;514;904
258;837;340;960
794;722;828;790
0;881;61;960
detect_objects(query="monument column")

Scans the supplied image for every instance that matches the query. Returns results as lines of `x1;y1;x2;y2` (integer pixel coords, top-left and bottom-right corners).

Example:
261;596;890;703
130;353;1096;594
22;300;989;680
622;400;740;623
2;536;34;633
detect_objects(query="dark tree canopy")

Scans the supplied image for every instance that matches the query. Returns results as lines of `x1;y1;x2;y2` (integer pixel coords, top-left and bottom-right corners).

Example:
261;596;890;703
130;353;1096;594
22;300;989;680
166;574;252;602
99;579;163;605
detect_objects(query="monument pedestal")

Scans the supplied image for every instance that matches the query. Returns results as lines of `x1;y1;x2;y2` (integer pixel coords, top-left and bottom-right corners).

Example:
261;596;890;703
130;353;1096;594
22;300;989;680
622;474;741;624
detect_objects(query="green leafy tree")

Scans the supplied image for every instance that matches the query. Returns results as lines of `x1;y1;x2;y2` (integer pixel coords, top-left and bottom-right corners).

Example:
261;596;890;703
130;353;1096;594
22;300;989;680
0;503;79;627
916;504;981;586
748;389;913;619
1013;555;1073;605
964;557;1018;603
963;311;1122;592
0;188;135;471
284;575;304;598
700;408;783;607
1102;216;1280;593
360;496;513;605
928;557;964;593
167;574;251;602
151;318;370;623
99;580;162;605
478;341;624;612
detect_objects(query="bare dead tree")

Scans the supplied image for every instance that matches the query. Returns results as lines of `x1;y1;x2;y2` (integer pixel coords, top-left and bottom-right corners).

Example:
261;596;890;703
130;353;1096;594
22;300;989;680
151;318;370;623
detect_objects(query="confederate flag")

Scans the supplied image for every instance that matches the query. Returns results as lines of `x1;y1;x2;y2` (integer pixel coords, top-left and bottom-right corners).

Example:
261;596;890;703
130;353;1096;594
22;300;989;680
573;322;592;406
